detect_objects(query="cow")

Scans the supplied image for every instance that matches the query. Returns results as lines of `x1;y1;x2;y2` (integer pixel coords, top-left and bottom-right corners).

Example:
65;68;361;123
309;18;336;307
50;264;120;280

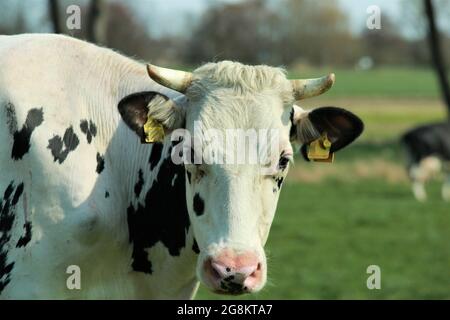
401;122;450;201
0;33;363;299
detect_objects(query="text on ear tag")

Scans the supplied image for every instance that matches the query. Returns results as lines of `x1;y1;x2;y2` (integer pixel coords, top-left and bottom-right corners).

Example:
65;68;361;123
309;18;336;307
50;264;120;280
143;115;165;143
307;132;334;163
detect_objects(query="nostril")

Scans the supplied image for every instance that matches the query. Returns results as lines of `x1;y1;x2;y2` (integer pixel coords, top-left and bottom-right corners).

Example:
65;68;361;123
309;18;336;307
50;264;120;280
204;259;221;281
242;263;262;290
209;260;232;279
249;263;262;278
211;265;221;280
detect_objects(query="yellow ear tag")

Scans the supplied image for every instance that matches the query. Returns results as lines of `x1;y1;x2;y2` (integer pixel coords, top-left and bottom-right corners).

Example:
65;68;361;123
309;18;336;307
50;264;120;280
143;115;165;143
307;132;335;163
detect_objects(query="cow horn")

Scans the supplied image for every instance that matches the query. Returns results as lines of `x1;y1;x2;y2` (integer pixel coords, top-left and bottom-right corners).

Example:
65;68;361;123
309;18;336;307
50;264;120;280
291;73;335;100
146;64;193;93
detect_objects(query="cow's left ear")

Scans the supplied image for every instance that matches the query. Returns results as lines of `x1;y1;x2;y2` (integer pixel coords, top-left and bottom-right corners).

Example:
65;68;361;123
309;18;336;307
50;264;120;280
118;91;186;142
290;105;364;159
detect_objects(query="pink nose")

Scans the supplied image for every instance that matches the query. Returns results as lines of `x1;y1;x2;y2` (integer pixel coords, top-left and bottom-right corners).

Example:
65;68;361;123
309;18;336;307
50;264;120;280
203;251;262;294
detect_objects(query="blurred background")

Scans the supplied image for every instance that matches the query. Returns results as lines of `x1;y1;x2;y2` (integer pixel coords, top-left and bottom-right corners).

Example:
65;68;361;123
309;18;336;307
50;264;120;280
1;0;449;299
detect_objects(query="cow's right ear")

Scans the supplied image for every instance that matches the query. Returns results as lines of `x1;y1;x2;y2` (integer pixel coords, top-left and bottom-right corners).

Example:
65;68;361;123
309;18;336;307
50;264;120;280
118;92;185;141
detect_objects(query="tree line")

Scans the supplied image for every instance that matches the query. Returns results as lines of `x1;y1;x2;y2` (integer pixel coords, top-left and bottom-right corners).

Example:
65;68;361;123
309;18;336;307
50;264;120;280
1;0;450;69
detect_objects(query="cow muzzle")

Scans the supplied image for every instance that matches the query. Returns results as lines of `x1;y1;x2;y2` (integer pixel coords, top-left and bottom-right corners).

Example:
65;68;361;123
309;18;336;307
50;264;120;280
201;249;264;295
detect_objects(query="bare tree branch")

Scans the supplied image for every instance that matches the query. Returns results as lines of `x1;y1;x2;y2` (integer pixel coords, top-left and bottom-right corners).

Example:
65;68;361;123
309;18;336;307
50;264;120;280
87;0;101;43
424;0;450;119
48;0;61;34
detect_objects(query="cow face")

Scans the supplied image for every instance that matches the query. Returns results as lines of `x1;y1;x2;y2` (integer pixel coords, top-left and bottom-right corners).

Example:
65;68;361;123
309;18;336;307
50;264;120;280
119;61;363;295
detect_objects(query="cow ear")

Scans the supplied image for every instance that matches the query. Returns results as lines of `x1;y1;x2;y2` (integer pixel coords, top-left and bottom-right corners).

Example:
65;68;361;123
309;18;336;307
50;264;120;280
290;105;364;160
118;92;185;141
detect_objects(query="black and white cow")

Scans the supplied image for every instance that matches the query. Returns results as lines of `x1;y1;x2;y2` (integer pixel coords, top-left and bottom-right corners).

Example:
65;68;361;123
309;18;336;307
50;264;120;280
0;34;363;299
401;122;450;201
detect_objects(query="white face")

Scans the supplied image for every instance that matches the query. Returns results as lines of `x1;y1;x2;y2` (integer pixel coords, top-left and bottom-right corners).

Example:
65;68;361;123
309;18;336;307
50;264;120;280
182;91;293;294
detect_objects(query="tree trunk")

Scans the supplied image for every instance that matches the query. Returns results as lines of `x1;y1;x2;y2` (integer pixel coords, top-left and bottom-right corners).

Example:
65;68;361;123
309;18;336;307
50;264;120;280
48;0;61;34
424;0;450;120
87;0;100;43
87;0;109;44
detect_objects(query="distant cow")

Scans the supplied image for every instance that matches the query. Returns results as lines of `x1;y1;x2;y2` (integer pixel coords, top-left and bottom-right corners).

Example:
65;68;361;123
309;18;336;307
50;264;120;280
0;34;363;299
401;122;450;201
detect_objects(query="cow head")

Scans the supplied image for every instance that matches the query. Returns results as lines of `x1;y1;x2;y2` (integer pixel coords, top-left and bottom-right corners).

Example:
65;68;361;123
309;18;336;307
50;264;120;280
119;61;363;295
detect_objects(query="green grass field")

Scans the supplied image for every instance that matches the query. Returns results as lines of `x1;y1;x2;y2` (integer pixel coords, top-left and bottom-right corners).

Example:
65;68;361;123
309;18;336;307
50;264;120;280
290;67;444;98
195;68;450;300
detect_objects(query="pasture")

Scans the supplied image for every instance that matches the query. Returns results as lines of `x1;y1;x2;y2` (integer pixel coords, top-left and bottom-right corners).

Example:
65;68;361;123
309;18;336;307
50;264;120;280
196;67;450;299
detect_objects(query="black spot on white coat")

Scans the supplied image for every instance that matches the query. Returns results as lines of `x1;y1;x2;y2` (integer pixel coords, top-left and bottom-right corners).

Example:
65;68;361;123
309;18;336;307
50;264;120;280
1;181;24;293
47;126;79;164
276;177;284;190
193;194;205;216
149;143;163;171
80;120;97;144
11;108;44;160
192;238;200;254
186;171;192;184
96;153;105;174
134;170;144;198
11;183;24;206
16;222;32;248
5;103;18;136
127;142;190;274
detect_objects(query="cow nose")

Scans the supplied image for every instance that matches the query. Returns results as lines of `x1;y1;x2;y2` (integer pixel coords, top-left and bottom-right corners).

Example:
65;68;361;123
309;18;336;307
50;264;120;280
203;252;262;294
